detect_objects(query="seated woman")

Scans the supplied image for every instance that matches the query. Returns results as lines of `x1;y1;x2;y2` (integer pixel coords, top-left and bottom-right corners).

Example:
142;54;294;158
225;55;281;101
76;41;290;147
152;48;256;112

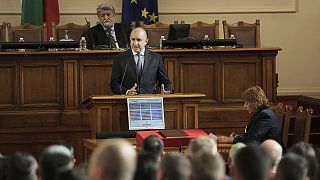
218;86;284;148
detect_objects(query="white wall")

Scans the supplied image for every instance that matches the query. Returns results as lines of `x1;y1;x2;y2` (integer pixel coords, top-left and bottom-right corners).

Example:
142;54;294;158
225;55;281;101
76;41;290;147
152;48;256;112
1;0;319;96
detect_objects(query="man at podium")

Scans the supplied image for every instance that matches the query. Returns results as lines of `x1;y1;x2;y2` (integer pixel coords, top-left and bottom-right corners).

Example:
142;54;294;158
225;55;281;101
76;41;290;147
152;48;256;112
110;27;172;95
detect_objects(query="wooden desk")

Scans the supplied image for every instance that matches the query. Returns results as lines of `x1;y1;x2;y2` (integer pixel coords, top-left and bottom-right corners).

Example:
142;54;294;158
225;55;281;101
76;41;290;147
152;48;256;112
82;93;205;137
0;48;279;162
83;138;232;162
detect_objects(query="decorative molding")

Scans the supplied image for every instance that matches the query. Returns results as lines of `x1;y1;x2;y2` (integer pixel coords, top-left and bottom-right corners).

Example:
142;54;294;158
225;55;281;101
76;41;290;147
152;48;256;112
0;0;297;15
158;0;297;14
277;87;320;97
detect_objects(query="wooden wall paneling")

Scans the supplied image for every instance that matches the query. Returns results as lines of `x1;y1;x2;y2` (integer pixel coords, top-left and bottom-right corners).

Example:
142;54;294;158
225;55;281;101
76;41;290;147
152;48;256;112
79;60;113;102
262;55;277;102
198;106;250;134
64;60;78;109
163;105;180;129
0;63;17;107
221;56;260;103
20;61;62;107
180;59;219;103
183;103;198;129
164;58;178;91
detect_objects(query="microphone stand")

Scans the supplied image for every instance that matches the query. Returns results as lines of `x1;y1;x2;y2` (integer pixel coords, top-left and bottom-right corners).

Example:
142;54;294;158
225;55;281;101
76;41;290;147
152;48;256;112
120;60;129;94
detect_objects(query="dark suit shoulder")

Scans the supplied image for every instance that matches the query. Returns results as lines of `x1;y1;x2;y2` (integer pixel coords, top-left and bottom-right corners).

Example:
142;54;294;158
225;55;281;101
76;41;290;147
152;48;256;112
90;24;104;31
259;108;278;120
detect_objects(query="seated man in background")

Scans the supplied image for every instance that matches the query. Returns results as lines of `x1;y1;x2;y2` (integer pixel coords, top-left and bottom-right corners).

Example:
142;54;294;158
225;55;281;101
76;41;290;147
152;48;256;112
218;86;284;150
84;3;131;50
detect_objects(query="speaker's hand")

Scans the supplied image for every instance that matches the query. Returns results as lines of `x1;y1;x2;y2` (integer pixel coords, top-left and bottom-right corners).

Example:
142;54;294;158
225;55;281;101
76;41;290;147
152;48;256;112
127;83;137;95
161;84;170;94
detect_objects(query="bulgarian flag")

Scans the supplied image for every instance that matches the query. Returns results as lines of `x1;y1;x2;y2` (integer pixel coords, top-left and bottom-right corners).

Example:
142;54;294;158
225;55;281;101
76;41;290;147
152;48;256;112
21;0;43;25
21;0;60;39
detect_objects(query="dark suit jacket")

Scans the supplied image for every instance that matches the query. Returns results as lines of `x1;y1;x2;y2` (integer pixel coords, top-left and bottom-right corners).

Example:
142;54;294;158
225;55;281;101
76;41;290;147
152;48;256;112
84;23;131;50
110;49;172;94
234;107;284;148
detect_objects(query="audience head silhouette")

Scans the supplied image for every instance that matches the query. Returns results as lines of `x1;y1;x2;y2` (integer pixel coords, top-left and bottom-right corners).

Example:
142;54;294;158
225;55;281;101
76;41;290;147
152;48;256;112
88;138;136;180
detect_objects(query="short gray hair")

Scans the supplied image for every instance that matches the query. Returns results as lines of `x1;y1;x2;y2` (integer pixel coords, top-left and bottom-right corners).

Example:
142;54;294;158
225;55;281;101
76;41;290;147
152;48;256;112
97;3;115;16
188;136;217;158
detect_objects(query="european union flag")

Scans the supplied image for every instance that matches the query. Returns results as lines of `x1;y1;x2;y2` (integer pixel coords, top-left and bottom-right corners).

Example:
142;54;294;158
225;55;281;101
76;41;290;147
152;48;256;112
121;0;159;27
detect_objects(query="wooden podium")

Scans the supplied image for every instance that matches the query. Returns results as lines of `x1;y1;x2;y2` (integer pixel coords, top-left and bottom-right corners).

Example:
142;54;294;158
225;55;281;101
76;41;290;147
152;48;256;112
81;93;205;137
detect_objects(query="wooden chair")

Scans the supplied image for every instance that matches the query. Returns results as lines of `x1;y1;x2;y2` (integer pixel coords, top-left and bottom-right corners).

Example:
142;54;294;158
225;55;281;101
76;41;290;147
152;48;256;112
222;20;260;47
0;22;6;44
189;20;219;40
276;103;293;148
140;21;169;48
7;23;47;42
52;22;90;42
292;106;314;144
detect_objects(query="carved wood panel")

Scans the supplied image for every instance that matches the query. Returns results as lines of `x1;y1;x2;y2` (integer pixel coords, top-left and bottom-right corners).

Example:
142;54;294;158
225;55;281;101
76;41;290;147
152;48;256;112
0;64;17;106
79;61;113;102
21;62;62;106
180;61;218;103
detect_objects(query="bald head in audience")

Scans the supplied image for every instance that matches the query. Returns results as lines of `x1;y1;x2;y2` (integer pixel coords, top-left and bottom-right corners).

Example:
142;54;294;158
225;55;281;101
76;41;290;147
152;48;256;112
88;138;137;180
261;139;283;177
187;136;217;159
157;154;191;180
275;152;308;180
192;152;225;180
232;146;272;180
7;152;38;180
142;135;164;159
39;145;74;180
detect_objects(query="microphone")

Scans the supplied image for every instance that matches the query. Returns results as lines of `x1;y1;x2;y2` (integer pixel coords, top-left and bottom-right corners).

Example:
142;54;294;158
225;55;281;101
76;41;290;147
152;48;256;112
136;69;140;95
119;23;129;49
85;17;96;50
120;60;129;94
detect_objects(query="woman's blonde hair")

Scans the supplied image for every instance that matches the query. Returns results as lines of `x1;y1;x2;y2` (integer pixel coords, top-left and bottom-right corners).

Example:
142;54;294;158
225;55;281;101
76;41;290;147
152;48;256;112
241;86;269;108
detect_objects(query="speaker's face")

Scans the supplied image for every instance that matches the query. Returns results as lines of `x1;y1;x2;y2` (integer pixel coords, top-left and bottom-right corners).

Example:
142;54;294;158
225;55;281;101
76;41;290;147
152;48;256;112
130;28;148;53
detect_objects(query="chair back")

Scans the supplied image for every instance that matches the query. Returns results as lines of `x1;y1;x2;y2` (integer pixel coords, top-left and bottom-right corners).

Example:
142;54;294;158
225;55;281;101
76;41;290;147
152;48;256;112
7;23;47;42
189;20;219;40
223;20;260;47
0;22;6;45
141;21;169;48
276;103;292;148
52;22;90;42
292;106;314;144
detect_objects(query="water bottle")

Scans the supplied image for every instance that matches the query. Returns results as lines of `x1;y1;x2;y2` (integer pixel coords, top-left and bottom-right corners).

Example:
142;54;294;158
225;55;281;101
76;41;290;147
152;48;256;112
18;38;25;52
79;36;87;51
48;37;55;51
160;35;165;50
229;34;236;48
203;34;210;49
